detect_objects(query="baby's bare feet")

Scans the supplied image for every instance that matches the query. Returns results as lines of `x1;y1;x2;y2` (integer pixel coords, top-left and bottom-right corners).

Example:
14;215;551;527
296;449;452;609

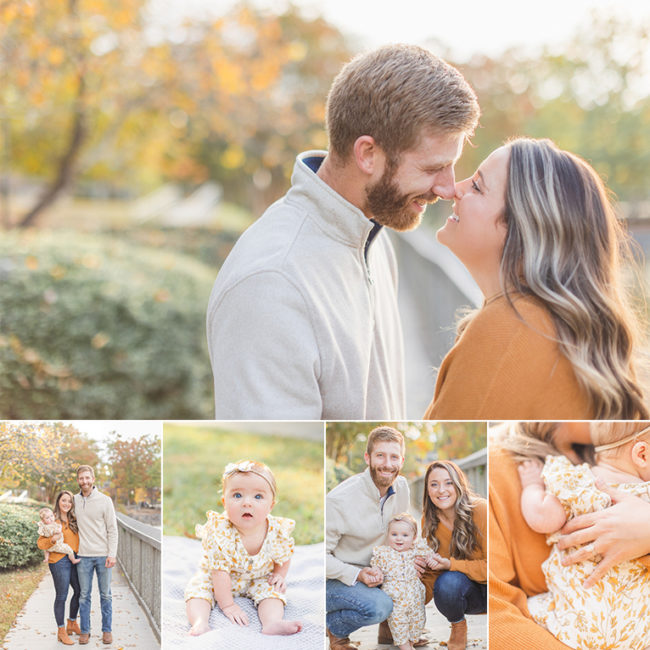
261;620;302;635
188;619;210;636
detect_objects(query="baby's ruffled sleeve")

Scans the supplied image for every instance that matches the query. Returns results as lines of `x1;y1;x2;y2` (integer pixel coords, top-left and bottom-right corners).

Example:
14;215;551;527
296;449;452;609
37;521;47;536
196;511;234;573
542;455;609;520
370;545;386;571
271;516;295;565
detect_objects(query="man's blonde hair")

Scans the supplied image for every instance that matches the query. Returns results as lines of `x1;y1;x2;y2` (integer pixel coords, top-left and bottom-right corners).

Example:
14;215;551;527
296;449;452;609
76;465;95;478
366;425;405;456
326;44;479;163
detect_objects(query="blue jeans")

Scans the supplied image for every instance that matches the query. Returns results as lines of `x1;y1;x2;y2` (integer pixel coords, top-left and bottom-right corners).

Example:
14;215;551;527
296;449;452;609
326;578;393;638
433;571;487;624
77;557;112;634
48;555;80;628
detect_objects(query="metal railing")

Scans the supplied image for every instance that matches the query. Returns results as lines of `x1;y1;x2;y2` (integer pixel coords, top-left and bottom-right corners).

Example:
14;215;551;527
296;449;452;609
116;512;161;641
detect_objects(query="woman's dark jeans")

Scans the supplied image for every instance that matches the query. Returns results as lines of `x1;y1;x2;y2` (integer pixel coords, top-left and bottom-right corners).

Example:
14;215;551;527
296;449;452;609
48;555;80;627
433;570;487;624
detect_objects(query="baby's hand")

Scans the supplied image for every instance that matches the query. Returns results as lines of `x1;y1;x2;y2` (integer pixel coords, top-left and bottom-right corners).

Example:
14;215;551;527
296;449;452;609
267;572;287;593
517;459;544;488
221;603;249;626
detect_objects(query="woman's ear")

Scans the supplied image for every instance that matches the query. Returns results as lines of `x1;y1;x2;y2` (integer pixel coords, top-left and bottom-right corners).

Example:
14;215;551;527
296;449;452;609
353;135;383;176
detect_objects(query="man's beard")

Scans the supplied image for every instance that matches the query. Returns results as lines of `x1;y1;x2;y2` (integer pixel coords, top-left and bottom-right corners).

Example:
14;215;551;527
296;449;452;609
368;461;400;489
365;162;438;232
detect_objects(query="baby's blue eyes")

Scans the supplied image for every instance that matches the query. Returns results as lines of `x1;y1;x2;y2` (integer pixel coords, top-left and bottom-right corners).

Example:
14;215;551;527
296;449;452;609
231;493;263;499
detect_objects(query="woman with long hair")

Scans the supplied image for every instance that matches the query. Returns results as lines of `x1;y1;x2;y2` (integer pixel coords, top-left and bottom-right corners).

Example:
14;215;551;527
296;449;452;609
419;460;487;650
426;137;648;419
37;489;81;645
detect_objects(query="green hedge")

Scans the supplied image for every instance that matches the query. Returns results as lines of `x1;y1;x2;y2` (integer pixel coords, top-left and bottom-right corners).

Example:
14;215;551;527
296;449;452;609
326;457;355;493
0;504;42;569
0;230;216;418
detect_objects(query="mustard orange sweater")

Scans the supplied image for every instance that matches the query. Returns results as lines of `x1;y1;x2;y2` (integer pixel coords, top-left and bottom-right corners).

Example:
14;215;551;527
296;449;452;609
424;293;593;420
420;498;487;603
37;519;79;564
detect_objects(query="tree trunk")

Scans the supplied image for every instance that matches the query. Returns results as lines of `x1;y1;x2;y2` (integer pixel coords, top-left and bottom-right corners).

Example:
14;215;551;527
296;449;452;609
17;0;85;229
17;78;86;228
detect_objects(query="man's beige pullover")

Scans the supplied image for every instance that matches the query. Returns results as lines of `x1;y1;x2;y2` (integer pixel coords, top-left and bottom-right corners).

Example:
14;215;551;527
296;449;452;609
326;468;410;586
74;487;118;558
207;151;406;420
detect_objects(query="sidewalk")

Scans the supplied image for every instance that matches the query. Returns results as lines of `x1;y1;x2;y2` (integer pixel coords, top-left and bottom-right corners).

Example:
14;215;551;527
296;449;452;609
2;564;159;650
349;602;487;650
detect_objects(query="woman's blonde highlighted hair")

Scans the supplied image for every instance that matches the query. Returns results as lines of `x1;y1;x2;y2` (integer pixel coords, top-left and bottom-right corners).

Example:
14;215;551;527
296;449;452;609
499;137;647;419
421;460;481;560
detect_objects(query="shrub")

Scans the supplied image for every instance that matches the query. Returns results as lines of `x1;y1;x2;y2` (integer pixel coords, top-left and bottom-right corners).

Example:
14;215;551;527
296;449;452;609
326;457;355;493
0;230;216;418
0;504;43;569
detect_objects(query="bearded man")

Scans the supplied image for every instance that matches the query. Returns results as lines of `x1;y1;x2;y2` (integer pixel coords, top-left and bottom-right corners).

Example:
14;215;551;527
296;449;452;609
326;426;415;649
207;43;479;419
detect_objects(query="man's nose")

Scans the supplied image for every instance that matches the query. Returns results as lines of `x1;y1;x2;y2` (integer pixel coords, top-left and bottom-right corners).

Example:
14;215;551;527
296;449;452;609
432;167;456;200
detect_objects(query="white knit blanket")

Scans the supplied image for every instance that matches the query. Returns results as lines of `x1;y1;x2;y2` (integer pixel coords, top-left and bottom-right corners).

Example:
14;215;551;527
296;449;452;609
162;536;324;649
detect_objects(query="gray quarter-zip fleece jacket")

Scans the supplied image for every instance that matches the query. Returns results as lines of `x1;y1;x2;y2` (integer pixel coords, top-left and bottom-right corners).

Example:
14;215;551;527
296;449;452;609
74;487;118;558
326;468;410;585
207;150;406;419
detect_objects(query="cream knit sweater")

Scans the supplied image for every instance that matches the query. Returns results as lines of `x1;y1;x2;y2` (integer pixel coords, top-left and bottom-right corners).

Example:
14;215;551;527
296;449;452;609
326;468;410;586
74;487;118;558
207;151;406;420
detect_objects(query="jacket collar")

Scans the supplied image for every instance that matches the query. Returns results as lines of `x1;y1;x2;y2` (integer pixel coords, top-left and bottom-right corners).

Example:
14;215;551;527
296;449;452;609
360;467;397;501
288;151;384;252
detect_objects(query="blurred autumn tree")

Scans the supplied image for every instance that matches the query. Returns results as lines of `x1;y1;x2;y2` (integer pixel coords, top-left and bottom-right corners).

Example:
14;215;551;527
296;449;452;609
1;0;352;226
106;431;160;504
450;11;650;204
0;421;99;502
326;421;486;479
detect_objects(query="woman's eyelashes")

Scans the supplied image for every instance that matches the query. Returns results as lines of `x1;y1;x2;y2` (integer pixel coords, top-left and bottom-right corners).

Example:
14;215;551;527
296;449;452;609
471;179;481;193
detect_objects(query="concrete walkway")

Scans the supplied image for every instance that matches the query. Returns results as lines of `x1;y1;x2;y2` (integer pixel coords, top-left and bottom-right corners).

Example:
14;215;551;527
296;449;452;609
2;564;159;650
349;603;487;650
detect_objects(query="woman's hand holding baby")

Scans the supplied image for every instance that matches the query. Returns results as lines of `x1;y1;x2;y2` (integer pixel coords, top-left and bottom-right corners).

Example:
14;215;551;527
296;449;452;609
426;552;451;571
558;480;650;587
222;602;249;626
268;572;287;593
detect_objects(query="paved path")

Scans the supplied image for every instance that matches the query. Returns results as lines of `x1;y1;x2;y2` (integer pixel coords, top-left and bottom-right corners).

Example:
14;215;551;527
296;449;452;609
2;564;159;650
349;603;487;650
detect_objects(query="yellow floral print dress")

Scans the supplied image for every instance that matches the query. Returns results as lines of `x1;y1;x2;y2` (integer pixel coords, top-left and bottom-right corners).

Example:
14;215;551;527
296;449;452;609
370;540;433;646
184;510;295;607
527;455;650;650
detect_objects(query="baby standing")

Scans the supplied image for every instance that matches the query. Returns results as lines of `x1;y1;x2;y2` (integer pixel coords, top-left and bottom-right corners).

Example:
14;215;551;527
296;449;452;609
518;421;650;650
184;460;302;636
370;514;435;650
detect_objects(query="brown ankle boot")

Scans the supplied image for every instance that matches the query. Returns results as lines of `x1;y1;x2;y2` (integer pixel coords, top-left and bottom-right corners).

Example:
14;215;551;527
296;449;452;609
327;628;358;649
57;627;74;645
447;619;467;650
377;619;393;644
66;619;81;635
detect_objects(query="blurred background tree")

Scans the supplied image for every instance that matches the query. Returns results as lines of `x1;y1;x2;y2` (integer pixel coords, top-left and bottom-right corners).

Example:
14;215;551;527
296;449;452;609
1;1;648;417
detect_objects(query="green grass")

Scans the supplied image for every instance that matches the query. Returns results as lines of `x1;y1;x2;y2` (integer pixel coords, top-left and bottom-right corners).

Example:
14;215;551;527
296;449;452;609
163;423;324;545
0;562;48;644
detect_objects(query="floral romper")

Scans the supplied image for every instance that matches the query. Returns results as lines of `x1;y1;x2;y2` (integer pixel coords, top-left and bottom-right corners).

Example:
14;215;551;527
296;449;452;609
184;510;295;607
371;540;432;646
527;455;650;650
